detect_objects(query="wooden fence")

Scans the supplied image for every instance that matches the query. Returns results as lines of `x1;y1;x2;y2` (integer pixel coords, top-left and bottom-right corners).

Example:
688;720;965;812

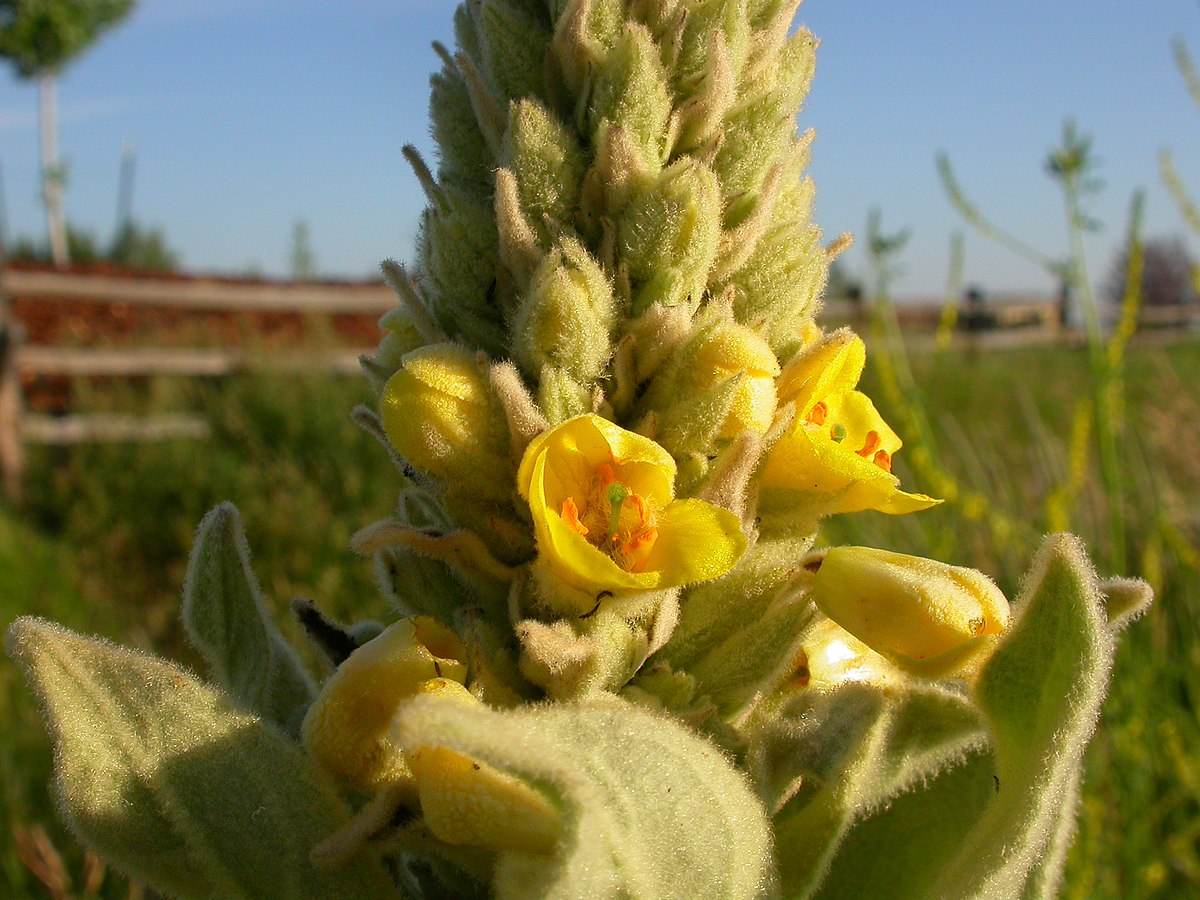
0;267;393;500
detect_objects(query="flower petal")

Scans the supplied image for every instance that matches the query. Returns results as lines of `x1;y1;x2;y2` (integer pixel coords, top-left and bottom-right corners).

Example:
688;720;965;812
827;391;902;456
869;488;942;515
518;414;676;503
639;499;747;587
776;330;866;412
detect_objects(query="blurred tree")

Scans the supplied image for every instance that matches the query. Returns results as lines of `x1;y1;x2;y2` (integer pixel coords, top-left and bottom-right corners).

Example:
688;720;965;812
9;223;98;263
109;221;179;271
289;219;316;281
10;220;177;271
0;0;137;268
1105;235;1196;308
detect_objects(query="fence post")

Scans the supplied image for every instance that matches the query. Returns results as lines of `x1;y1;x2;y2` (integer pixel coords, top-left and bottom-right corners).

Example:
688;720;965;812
0;316;24;503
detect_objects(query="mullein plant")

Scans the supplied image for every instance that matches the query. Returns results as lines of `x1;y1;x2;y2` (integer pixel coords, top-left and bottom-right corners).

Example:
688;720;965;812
7;1;1152;897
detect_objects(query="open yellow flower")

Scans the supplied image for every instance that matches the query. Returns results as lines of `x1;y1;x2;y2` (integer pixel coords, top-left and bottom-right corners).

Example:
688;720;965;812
762;330;939;515
517;414;746;593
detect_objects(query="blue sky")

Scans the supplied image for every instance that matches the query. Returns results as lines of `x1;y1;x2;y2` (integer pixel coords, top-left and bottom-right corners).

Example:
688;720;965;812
1;0;1198;299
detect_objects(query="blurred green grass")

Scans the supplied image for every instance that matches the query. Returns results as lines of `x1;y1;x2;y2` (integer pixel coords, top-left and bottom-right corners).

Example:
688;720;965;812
1;341;1197;897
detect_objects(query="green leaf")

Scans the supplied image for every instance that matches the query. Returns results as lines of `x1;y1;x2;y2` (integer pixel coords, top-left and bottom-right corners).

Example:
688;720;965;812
182;503;316;737
6;618;398;899
392;694;777;899
762;682;985;896
813;749;997;900
789;535;1116;899
929;534;1115;897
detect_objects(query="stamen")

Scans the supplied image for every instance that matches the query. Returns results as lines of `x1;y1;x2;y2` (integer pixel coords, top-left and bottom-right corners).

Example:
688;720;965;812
857;430;882;458
873;449;892;473
561;497;589;536
624;527;657;558
806;402;829;426
597;463;618;486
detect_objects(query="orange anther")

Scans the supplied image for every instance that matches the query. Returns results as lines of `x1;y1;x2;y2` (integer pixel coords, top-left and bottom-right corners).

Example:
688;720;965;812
597;463;617;485
857;430;882;459
806;401;829;426
620;526;658;562
873;449;892;473
560;497;589;536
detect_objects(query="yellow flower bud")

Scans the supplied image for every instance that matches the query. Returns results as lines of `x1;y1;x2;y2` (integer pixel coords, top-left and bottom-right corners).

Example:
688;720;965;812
406;746;563;854
810;547;1010;676
380;344;511;495
685;322;781;439
302;617;468;792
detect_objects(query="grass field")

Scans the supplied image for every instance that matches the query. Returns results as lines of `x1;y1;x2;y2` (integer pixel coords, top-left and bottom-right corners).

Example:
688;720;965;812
1;339;1197;897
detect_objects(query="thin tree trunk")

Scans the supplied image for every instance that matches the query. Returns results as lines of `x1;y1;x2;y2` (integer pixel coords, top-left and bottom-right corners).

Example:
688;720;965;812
39;72;69;269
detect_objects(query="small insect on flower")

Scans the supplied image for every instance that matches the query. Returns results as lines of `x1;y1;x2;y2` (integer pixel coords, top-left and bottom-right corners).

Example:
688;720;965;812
517;414;747;597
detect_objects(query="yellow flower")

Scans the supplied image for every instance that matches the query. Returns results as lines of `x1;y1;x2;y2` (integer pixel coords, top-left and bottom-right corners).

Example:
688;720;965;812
301;617;468;792
517;414;746;593
762;330;939;515
810;546;1010;678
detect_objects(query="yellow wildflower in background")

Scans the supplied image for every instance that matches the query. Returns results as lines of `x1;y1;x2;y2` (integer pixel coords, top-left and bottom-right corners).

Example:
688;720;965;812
763;330;939;515
517;415;746;593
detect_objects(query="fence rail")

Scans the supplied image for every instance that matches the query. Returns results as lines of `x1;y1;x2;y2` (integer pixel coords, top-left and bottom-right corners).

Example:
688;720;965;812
16;346;369;378
4;269;396;314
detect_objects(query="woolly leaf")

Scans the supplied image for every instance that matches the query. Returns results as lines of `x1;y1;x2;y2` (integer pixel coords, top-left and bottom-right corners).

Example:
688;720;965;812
930;534;1116;897
479;0;549;103
419;188;505;356
430;59;495;197
392;694;776;899
588;22;673;164
182;503;315;737
503;99;585;247
5;618;397;899
766;683;986;897
812;749;997;899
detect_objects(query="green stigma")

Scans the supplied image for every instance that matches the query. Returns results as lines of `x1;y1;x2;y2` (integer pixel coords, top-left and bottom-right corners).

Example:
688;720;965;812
606;482;630;542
